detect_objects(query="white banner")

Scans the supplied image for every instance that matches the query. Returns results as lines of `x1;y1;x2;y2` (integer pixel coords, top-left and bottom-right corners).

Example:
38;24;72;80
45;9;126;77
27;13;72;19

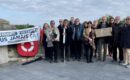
0;27;40;46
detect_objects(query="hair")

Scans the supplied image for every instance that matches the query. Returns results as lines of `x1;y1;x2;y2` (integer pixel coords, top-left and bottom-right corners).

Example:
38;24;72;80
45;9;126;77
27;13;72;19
75;18;80;23
64;19;69;22
126;16;130;20
125;16;130;25
63;19;69;27
43;23;49;29
84;21;92;36
50;20;55;24
87;21;92;28
87;21;92;24
110;17;114;20
92;20;98;28
83;21;88;28
109;17;114;23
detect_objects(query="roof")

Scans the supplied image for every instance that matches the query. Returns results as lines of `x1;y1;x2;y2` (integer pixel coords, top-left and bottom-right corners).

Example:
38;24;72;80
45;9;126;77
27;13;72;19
0;19;10;25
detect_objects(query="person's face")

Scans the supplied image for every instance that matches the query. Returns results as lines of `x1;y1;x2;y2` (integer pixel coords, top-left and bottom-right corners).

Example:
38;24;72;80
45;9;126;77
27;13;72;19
75;19;80;25
63;21;68;27
110;19;114;23
50;21;55;27
44;23;49;29
59;19;63;25
70;17;75;23
88;23;92;28
114;16;120;24
84;23;87;28
102;16;107;23
126;17;130;25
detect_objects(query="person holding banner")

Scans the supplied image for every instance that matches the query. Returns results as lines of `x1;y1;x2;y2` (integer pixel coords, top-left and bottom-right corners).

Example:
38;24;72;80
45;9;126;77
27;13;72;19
83;21;96;63
108;17;114;57
71;18;83;61
92;20;98;57
97;16;109;61
112;16;123;63
59;19;73;62
50;20;60;63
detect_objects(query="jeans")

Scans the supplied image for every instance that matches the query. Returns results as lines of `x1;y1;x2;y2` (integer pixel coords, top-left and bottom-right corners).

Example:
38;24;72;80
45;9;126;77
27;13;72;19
84;44;93;62
97;39;107;61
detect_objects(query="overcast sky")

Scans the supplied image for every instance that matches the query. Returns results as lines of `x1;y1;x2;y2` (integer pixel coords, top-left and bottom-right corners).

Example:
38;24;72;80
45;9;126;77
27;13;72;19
0;0;130;26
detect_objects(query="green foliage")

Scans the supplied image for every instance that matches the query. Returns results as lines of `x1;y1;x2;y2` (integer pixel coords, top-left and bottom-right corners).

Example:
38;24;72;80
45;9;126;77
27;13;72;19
15;24;34;29
120;19;125;27
98;15;114;23
98;15;125;26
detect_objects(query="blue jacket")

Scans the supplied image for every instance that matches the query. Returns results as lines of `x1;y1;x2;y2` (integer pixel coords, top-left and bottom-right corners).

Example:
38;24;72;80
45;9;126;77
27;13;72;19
71;23;83;41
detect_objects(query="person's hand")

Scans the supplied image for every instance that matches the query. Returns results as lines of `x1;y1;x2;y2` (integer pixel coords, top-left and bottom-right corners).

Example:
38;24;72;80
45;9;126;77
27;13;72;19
89;38;92;42
63;33;65;36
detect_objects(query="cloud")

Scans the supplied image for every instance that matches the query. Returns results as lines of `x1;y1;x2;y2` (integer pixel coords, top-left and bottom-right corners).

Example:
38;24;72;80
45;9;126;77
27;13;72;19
0;0;130;25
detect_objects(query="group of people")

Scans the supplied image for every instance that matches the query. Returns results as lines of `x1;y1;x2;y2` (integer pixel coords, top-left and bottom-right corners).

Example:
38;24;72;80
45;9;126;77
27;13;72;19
40;16;130;68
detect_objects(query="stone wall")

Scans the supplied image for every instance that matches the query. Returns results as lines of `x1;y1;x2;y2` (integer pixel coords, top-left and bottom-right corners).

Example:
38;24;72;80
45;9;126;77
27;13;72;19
0;19;10;64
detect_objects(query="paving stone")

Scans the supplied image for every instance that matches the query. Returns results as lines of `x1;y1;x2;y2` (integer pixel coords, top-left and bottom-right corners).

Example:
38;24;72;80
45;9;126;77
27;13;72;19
0;58;130;80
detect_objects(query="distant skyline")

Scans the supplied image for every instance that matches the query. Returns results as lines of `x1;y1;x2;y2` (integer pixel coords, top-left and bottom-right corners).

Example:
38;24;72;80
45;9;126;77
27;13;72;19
0;0;130;26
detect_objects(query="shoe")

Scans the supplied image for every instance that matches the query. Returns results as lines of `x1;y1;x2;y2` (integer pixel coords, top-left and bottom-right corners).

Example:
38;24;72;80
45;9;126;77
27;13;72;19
90;60;94;63
77;59;81;61
66;59;70;62
49;60;53;63
86;60;89;63
54;60;58;63
72;58;75;61
126;64;130;68
119;61;123;63
103;59;106;62
121;63;127;66
111;60;117;63
61;59;64;62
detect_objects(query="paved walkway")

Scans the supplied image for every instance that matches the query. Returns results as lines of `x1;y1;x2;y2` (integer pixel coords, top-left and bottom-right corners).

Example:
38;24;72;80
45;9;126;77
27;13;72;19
0;58;130;80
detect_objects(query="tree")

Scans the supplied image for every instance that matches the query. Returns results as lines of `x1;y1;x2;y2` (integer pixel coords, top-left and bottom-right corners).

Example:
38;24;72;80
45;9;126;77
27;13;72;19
15;24;34;29
98;15;114;23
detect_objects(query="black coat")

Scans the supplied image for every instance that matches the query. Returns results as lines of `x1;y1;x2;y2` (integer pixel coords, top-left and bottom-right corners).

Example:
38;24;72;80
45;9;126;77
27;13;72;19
59;26;73;46
97;22;109;29
121;25;130;48
112;23;123;44
58;25;63;30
